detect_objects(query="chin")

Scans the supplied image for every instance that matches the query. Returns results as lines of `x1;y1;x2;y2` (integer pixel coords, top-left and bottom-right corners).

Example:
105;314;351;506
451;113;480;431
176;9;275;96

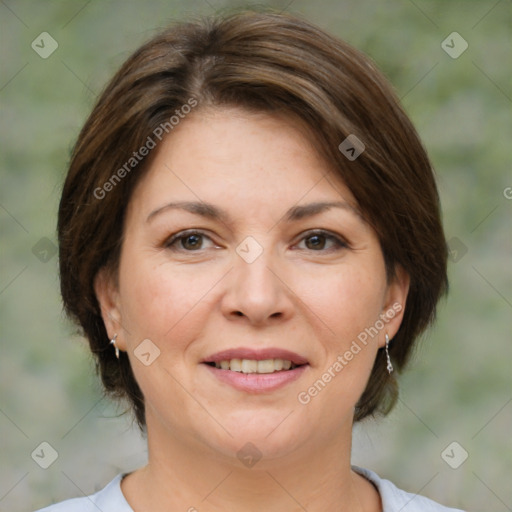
207;409;308;461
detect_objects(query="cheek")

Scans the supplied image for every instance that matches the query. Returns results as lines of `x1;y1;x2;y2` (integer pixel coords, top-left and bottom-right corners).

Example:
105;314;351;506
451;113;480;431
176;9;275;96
118;255;222;352
295;269;383;421
299;263;386;341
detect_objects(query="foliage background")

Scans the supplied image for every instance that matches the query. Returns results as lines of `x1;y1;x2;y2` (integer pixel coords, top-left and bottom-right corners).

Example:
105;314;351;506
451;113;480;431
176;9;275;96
1;1;510;510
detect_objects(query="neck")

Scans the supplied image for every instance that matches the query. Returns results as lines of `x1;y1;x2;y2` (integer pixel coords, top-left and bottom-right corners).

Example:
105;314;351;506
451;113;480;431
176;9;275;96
122;414;380;512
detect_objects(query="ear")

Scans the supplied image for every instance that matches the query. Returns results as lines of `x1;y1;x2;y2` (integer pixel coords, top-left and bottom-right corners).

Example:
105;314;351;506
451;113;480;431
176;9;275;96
94;268;127;351
378;265;410;348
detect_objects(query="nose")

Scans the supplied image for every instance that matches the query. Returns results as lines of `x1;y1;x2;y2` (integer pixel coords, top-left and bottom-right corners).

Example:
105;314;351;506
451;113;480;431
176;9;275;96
221;248;294;326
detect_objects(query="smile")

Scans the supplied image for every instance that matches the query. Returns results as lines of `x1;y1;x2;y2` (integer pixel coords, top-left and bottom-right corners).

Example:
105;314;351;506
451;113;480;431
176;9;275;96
201;347;309;392
207;358;299;373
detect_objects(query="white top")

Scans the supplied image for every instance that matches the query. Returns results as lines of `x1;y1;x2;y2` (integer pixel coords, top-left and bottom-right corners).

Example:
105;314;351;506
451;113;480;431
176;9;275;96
35;466;466;511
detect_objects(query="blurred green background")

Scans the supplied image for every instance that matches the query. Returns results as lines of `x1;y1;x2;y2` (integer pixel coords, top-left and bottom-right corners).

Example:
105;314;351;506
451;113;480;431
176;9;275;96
1;1;510;510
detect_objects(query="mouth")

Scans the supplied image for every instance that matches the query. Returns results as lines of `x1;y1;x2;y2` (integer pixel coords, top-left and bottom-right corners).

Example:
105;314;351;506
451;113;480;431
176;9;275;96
201;348;309;392
204;358;302;373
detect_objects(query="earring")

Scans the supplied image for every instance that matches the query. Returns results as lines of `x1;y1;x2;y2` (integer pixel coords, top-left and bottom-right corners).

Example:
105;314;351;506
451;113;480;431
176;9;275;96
385;333;393;374
110;334;120;359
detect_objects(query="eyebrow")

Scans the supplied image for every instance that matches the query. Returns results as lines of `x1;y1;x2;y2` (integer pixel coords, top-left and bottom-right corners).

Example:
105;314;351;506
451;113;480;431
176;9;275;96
146;200;359;224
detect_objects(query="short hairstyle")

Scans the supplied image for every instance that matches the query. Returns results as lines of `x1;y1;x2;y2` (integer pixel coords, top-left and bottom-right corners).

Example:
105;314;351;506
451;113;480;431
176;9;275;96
58;10;448;429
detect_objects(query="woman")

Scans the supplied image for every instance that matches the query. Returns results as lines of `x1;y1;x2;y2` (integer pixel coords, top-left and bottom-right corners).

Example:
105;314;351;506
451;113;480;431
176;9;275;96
39;10;464;511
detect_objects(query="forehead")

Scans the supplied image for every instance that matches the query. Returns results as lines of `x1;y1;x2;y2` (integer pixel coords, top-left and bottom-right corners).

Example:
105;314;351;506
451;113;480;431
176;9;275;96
128;108;358;221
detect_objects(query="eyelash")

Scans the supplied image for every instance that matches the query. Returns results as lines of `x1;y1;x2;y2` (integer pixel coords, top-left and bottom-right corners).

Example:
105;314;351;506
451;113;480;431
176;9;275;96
164;229;349;253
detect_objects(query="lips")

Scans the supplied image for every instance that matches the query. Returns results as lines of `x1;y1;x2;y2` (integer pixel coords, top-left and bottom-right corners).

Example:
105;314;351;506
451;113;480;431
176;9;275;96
201;347;309;393
202;347;309;366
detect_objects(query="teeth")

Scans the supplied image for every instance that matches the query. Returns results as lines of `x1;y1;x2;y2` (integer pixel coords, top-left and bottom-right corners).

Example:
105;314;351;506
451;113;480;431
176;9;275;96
257;359;275;374
241;359;258;373
212;358;297;373
230;358;242;372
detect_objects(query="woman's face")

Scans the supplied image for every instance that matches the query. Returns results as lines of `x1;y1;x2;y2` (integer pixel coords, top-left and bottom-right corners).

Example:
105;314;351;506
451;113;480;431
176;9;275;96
97;108;408;464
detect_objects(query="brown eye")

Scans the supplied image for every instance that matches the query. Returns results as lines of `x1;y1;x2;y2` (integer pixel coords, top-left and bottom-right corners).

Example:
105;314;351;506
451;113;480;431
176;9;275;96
295;230;348;252
305;234;327;250
165;230;216;252
180;234;203;250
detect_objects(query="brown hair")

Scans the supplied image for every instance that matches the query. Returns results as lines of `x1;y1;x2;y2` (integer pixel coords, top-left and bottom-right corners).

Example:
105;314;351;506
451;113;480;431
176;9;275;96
58;10;448;428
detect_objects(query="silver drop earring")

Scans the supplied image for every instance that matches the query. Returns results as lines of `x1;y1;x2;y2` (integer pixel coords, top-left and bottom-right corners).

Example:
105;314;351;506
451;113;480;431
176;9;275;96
385;333;393;374
110;334;120;359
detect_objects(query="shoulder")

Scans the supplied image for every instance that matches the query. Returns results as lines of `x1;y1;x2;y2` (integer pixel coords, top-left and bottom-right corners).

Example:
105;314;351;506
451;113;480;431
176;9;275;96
353;466;467;512
35;468;466;512
34;474;133;512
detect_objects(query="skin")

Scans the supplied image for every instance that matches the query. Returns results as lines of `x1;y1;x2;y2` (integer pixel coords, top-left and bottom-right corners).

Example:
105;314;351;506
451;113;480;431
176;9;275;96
95;108;409;512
